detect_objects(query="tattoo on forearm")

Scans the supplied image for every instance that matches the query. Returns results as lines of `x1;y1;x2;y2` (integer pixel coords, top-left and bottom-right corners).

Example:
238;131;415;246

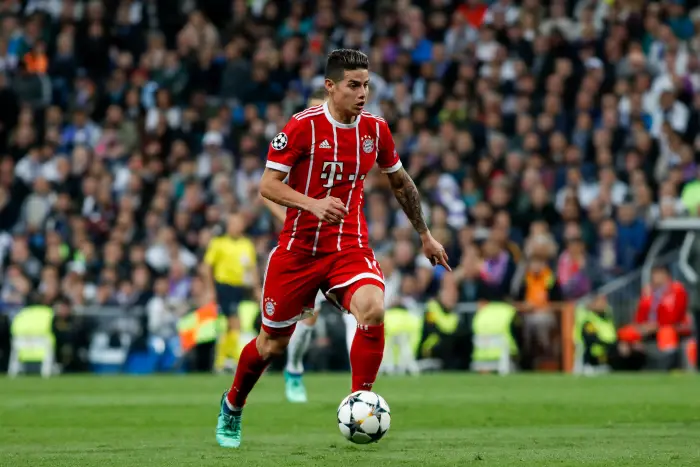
389;169;428;234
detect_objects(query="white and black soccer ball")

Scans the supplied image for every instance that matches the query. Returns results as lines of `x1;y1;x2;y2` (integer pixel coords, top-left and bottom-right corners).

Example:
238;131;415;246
337;390;391;444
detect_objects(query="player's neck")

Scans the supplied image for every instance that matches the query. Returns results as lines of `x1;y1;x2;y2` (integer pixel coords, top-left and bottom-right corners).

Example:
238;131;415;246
326;101;357;125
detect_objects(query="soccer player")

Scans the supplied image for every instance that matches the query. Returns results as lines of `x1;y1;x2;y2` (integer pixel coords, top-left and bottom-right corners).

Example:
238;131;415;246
216;49;449;448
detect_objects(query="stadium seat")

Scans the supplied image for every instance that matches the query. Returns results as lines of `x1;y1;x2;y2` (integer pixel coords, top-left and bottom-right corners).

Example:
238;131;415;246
8;335;55;378
8;306;55;378
380;332;420;376
380;310;422;376
470;334;512;375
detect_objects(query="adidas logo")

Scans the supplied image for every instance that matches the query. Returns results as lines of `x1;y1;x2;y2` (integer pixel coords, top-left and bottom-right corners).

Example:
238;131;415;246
319;140;331;149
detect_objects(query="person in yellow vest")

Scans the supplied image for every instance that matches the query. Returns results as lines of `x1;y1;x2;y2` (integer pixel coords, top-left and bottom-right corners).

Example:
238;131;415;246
419;274;463;368
576;293;619;370
203;212;260;372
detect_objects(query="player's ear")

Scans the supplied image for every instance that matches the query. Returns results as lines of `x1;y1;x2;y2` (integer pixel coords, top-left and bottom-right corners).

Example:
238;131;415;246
324;78;334;94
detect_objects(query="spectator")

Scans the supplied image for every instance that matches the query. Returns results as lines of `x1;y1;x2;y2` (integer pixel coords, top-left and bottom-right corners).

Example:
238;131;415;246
617;264;692;370
512;252;563;370
52;295;89;373
477;236;516;302
557;229;597;300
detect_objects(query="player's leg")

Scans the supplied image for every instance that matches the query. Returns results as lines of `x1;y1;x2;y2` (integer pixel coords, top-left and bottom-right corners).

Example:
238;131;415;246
342;312;356;358
346;283;386;392
324;249;386;393
216;247;319;448
286;313;318;376
217;325;295;447
284;309;319;403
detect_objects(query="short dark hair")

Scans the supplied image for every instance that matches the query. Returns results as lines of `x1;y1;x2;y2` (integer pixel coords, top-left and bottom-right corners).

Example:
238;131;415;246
310;87;328;101
325;49;369;82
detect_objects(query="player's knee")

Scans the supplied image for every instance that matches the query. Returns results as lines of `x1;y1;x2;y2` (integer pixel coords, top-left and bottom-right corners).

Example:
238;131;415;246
303;313;319;326
353;296;384;326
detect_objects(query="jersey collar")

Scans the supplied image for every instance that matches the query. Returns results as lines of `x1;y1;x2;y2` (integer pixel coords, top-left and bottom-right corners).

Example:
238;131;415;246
323;102;361;129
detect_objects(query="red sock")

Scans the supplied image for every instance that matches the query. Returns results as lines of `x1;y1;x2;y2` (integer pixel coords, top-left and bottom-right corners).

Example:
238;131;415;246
227;338;270;408
350;323;385;392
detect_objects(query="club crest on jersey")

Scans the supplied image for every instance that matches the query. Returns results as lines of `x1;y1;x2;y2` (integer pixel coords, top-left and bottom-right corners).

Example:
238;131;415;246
271;132;288;151
361;135;374;154
264;298;276;316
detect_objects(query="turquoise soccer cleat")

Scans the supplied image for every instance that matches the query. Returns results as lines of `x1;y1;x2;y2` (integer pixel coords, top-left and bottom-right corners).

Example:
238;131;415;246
216;391;242;448
284;371;308;403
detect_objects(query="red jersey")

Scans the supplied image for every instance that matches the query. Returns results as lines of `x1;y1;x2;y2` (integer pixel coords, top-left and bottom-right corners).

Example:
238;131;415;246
634;281;688;327
266;102;402;256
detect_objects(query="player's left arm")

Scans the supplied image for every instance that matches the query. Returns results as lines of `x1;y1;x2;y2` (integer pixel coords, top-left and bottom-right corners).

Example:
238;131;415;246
386;168;449;270
376;121;450;271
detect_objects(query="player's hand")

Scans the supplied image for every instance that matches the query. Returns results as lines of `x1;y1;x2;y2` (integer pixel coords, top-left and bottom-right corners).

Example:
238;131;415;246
421;232;451;271
309;197;349;225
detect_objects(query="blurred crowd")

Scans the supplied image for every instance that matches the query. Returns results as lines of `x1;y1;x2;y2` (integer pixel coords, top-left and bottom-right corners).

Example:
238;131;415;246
1;0;700;338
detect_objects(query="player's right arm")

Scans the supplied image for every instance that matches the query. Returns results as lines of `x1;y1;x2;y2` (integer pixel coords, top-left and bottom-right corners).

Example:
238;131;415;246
261;118;348;224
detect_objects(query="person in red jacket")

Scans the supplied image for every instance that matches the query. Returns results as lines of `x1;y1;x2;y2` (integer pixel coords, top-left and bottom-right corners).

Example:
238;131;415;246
617;264;692;370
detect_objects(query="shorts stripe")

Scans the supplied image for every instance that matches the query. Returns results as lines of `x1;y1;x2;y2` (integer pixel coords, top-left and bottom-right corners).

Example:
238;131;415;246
325;272;385;294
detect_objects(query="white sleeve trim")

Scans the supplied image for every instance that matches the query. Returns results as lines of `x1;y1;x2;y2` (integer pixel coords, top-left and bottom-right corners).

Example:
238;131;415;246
381;160;403;174
266;161;292;173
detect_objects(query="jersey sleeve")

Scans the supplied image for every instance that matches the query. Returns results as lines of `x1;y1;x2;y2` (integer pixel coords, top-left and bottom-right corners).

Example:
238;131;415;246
266;117;308;173
376;120;402;174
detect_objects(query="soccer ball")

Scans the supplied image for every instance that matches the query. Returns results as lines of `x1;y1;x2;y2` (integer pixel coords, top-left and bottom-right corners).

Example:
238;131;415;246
337;390;391;444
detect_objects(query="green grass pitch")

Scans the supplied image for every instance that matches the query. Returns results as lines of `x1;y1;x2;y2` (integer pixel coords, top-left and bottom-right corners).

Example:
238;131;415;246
1;372;700;466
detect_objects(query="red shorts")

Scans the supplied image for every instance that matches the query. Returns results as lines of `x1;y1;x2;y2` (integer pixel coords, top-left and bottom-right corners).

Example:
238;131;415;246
260;246;384;336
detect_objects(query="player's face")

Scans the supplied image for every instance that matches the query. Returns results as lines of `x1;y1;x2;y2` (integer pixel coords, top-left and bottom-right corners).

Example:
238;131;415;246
327;69;369;117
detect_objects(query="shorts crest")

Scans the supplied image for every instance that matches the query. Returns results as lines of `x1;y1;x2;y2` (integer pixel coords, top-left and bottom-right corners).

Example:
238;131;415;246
264;297;276;316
